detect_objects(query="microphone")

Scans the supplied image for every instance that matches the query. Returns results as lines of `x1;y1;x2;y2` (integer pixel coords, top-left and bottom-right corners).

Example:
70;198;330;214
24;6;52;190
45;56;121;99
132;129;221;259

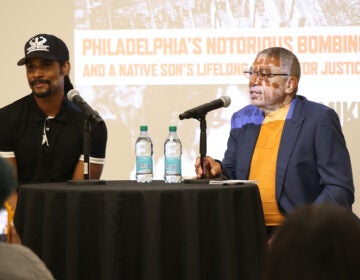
67;89;103;124
179;96;231;120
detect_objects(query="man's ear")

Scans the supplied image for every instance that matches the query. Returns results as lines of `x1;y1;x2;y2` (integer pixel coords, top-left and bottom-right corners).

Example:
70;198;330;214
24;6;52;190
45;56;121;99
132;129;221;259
61;61;71;76
285;76;298;94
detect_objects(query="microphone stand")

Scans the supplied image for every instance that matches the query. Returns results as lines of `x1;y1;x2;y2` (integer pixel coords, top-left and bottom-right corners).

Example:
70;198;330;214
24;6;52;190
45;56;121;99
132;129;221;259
181;114;210;184
199;116;207;179
67;117;106;185
83;118;91;180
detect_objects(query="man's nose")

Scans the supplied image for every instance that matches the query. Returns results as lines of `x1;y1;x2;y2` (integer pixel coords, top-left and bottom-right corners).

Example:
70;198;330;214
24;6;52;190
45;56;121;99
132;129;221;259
32;67;46;78
249;73;260;86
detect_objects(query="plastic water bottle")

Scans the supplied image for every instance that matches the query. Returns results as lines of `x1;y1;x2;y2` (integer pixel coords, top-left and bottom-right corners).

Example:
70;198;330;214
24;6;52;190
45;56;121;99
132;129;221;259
135;125;153;183
164;126;182;183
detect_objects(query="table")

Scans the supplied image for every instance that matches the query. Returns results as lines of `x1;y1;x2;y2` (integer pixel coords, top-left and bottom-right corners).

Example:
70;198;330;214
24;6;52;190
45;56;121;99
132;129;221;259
14;180;267;280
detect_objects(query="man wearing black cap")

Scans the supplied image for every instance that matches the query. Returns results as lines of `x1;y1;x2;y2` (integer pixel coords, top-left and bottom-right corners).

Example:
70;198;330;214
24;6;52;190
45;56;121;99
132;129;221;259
0;34;107;185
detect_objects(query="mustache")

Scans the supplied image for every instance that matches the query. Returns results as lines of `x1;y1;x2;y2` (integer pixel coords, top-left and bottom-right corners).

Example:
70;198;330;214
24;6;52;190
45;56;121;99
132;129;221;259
30;79;50;86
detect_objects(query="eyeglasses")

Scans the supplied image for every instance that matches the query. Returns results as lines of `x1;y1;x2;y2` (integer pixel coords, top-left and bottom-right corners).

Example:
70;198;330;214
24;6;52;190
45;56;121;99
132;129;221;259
243;69;289;80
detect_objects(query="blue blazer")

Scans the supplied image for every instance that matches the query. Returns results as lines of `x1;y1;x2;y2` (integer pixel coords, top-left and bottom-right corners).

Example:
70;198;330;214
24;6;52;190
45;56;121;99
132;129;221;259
221;95;354;214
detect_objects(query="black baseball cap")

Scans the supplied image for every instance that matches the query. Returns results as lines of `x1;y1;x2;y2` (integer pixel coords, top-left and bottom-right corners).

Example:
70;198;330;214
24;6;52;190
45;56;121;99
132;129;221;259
17;33;69;66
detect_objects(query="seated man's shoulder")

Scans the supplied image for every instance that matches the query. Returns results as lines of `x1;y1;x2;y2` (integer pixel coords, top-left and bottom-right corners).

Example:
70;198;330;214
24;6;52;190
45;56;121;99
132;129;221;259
301;99;336;118
0;243;54;279
232;105;264;128
0;95;31;111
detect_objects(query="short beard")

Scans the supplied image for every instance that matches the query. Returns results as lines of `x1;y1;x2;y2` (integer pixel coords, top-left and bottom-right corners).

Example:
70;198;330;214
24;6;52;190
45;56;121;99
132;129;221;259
32;89;52;98
31;79;52;98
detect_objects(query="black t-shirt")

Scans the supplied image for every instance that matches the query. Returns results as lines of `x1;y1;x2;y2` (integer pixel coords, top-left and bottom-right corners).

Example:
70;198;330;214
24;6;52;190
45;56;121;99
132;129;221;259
0;94;107;185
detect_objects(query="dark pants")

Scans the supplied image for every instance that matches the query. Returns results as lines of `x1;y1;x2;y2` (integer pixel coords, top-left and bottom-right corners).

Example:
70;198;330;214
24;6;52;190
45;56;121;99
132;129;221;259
266;226;279;239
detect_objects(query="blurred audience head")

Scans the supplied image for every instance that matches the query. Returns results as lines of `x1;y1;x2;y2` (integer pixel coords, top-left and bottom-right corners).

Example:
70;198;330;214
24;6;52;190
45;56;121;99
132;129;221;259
0;157;18;205
264;204;360;280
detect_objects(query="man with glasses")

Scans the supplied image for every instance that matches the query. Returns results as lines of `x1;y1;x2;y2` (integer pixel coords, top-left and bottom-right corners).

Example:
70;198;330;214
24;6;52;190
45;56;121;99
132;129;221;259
195;47;354;237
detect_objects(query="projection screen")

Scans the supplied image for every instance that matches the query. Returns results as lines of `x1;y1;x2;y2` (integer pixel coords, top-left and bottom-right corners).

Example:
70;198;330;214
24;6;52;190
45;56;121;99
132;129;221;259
73;0;360;183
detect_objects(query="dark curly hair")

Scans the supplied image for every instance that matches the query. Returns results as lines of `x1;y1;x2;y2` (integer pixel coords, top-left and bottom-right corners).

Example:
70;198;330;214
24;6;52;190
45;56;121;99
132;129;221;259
0;157;18;205
264;204;360;280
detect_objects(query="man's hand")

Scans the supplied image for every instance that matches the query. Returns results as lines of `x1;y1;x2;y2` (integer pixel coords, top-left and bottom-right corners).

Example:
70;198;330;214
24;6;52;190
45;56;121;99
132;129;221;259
195;156;222;178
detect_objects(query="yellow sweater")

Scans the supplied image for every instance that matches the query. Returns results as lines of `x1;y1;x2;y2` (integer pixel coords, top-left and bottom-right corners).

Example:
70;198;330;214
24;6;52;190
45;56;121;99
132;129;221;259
249;104;290;226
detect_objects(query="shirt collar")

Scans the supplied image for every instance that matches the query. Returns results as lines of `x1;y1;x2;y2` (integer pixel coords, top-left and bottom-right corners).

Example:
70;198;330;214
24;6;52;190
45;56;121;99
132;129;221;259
29;94;68;123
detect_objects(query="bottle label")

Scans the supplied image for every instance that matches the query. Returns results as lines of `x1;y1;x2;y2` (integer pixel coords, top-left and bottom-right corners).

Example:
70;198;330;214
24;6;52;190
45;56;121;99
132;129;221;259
165;157;181;175
136;156;153;173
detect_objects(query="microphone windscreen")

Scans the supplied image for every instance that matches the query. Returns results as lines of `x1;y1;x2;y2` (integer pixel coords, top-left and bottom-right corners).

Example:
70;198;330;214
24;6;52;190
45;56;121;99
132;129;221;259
221;96;231;107
67;89;80;102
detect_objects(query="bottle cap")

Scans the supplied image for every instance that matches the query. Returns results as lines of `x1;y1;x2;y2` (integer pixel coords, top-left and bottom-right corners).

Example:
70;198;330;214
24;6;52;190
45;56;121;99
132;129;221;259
140;125;148;131
169;126;177;132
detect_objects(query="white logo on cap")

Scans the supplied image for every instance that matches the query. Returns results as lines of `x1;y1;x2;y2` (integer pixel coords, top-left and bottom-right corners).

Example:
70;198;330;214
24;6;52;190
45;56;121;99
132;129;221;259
26;36;50;54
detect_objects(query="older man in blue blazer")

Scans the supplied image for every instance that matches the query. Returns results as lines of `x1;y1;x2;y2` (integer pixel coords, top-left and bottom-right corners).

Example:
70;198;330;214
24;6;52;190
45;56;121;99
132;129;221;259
195;47;354;237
